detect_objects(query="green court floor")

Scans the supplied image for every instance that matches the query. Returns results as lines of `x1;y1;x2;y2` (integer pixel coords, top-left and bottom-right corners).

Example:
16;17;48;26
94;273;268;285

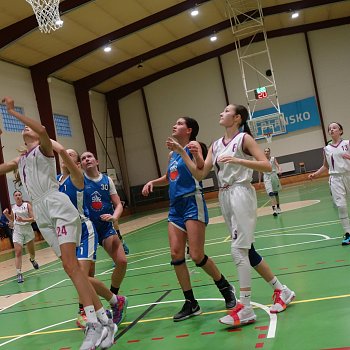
0;178;349;350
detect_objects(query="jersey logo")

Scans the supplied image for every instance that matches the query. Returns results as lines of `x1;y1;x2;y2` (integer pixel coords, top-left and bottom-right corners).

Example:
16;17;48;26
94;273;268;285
91;191;103;211
169;162;179;181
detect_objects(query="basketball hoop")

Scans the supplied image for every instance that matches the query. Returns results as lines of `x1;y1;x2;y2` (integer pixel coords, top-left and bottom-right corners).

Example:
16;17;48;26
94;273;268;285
26;0;63;33
264;133;272;143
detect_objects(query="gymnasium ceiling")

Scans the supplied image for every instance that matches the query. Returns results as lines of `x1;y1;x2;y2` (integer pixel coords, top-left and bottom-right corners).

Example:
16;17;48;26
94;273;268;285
0;0;349;96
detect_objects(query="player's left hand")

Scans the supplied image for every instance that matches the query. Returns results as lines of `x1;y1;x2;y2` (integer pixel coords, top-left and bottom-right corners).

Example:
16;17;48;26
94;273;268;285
100;214;115;222
217;155;240;164
342;153;350;160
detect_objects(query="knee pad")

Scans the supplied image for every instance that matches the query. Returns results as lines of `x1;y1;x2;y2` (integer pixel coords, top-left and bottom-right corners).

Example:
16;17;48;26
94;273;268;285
248;244;263;267
273;191;279;196
196;254;208;267
170;258;186;266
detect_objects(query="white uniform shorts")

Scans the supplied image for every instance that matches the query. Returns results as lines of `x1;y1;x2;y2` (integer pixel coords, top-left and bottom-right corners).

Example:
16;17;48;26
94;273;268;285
219;183;257;249
13;224;34;246
33;191;81;257
264;172;281;194
329;174;350;207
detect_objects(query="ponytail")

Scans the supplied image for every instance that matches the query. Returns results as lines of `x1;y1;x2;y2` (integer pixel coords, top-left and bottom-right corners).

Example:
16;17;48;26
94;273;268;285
242;121;253;137
199;142;208;160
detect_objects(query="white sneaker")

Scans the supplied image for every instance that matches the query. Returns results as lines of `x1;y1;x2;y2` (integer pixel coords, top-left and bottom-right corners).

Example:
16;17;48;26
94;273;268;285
100;319;118;349
80;322;107;350
270;285;295;313
276;207;281;214
273;209;278;217
219;303;256;326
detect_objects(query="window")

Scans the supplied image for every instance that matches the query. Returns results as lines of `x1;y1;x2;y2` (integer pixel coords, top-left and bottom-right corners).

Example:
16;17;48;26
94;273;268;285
0;104;25;133
53;114;72;137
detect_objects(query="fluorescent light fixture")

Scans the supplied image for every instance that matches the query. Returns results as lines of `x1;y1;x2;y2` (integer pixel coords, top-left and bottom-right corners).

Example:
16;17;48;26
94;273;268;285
190;8;199;16
103;46;112;53
291;11;299;19
210;34;217;42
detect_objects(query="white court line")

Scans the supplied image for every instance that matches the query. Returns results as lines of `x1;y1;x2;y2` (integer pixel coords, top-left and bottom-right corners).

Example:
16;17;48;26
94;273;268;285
0;279;69;314
0;298;276;346
0;318;75;347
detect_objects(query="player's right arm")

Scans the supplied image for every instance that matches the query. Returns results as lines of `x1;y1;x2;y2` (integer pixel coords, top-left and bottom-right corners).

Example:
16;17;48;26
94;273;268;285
309;153;328;180
0;156;19;176
3;209;14;222
142;175;169;196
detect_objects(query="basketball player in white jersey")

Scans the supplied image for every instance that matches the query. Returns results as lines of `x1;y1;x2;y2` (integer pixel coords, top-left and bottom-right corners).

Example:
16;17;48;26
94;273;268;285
309;122;350;245
167;104;295;326
259;148;282;216
3;190;39;283
0;97;115;350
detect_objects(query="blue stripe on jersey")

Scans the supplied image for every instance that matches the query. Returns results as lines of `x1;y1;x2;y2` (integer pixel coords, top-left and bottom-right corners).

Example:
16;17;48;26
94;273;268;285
167;147;202;202
57;175;89;218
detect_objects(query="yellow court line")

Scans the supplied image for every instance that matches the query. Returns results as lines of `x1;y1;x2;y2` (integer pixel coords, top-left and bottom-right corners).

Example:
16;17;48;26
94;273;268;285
1;293;350;340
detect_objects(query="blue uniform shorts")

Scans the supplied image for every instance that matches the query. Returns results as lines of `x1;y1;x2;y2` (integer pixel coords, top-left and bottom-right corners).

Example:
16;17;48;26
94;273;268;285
76;220;98;261
168;193;208;231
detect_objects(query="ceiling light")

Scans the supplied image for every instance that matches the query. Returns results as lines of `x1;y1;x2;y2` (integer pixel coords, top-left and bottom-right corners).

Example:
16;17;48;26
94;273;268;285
291;11;299;19
103;45;112;53
210;34;217;42
190;8;199;16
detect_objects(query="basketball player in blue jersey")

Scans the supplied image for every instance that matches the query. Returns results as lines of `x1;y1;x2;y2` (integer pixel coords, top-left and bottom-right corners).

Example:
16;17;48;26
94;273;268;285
0;97;115;350
309;122;350;245
167;105;295;326
142;117;236;322
80;151;128;325
56;145;124;337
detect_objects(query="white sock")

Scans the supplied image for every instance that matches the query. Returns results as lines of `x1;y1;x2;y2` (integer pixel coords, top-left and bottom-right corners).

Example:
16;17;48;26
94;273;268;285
16;269;21;274
109;294;118;306
84;305;98;324
96;307;109;325
269;276;283;290
240;291;251;307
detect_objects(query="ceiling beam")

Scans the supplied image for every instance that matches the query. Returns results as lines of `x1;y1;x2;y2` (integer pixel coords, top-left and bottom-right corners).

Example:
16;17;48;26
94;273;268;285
75;0;344;90
0;0;94;49
108;16;350;100
31;0;210;76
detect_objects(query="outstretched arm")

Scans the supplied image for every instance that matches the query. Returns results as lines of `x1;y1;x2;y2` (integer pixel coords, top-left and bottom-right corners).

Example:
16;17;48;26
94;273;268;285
142;174;169;196
0;130;19;174
2;97;53;157
51;140;84;190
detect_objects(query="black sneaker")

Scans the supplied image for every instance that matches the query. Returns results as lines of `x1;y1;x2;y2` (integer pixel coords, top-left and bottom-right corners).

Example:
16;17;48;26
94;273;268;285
220;284;237;309
173;300;201;322
30;259;39;270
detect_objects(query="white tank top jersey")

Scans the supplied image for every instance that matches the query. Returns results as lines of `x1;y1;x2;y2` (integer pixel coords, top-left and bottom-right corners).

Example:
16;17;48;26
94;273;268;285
212;132;253;187
18;145;59;202
12;202;31;227
324;140;350;175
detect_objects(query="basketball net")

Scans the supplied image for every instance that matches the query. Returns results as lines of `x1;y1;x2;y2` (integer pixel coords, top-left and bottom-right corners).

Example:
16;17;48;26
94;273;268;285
264;133;272;143
26;0;63;33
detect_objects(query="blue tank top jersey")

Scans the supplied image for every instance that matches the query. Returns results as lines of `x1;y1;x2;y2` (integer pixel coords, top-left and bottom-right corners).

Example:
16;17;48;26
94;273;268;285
167;147;202;203
57;175;89;219
83;174;114;232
